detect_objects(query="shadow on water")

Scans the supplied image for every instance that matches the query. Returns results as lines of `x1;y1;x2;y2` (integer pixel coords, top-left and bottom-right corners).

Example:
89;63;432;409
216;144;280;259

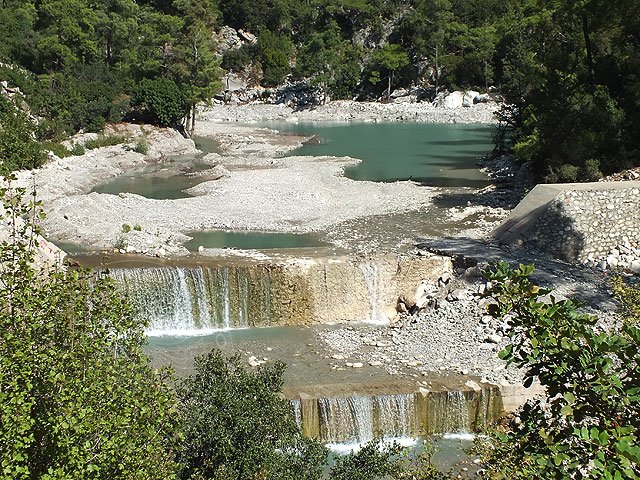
414;178;492;188
424;138;493;146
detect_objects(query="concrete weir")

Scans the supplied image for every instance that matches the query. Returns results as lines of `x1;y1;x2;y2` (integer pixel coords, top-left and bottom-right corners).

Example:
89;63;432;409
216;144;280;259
290;383;504;443
104;253;453;332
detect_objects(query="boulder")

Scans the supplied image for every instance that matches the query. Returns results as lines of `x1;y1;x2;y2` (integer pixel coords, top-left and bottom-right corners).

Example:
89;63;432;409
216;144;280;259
414;280;440;310
463;90;480;107
274;82;326;109
218;26;242;53
474;92;504;104
442;91;464;109
630;260;640;274
237;29;257;44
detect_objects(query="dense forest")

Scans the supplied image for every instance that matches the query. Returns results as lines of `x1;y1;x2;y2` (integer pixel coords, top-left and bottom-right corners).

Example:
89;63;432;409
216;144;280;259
0;0;639;181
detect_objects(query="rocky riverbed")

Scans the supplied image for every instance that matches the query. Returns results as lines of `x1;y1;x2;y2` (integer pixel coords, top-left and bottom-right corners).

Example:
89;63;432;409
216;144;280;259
8;100;507;257
200;99;500;124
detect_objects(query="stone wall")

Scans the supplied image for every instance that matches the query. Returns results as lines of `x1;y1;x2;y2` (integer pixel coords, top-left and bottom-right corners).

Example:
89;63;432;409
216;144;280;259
528;186;639;267
493;181;640;271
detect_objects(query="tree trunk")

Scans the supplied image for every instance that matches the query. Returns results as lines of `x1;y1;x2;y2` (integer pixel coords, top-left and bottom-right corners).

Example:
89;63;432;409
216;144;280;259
190;106;196;137
582;14;596;89
387;73;392;102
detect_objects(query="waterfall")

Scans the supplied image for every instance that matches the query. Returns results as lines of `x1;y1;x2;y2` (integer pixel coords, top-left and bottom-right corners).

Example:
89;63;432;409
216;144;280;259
108;266;272;335
315;394;416;443
360;262;382;324
296;387;502;443
424;390;472;434
291;399;302;429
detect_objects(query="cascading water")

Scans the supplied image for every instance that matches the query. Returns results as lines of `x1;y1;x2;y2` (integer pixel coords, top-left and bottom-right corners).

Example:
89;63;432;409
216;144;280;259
360;262;382;324
314;394;417;443
294;387;502;444
108;266;274;335
424;390;472;434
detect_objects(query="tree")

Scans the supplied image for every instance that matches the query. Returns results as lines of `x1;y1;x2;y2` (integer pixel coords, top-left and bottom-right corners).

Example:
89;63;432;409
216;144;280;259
0;186;179;478
368;44;409;100
257;29;294;87
296;26;361;100
478;262;640;479
0;95;45;174
34;0;102;71
171;0;222;136
132;77;187;127
176;349;326;480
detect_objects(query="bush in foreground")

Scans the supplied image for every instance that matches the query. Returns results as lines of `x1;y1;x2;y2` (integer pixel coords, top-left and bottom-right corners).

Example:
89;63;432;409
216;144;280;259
478;262;640;479
0;185;179;479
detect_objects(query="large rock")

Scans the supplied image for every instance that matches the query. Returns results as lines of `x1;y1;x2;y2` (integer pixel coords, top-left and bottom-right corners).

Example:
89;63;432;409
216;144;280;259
274;82;326;109
463;90;480;107
442;91;464;109
218;26;242;53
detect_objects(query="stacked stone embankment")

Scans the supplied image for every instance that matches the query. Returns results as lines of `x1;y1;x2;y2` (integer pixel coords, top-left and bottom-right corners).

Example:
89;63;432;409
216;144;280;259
493;181;640;273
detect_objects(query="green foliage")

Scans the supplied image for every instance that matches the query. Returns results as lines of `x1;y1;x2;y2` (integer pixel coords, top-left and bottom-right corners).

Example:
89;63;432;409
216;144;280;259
133;139;149;155
611;277;640;326
40;141;72;159
295;27;362;99
498;1;640;181
132;77;187;127
84;134;128;150
257;30;294;87
176;349;327;480
221;46;254;72
329;441;405;480
366;44;410;99
0;95;45;174
479;262;640;479
70;143;86;156
0;185;178;479
121;223;132;233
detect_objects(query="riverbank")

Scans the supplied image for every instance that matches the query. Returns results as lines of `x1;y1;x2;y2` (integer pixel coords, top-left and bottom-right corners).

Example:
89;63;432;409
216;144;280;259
199;100;500;124
11;100;505;256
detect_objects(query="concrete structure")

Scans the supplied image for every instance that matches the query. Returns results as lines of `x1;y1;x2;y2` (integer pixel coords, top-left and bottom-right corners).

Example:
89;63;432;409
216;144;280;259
492;181;640;264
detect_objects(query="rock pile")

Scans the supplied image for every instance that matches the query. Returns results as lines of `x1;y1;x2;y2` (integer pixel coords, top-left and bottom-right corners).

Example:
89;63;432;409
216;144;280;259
591;237;640;274
318;262;524;384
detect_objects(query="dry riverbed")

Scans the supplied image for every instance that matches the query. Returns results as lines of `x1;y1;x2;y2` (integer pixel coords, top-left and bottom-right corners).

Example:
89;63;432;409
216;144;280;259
10;101;505;257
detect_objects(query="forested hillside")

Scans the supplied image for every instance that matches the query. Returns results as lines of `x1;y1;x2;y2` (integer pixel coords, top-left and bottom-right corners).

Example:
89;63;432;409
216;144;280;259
0;0;638;181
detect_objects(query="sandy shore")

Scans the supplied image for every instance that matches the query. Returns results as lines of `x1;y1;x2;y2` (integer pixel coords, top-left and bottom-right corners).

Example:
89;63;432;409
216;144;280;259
9;101;503;256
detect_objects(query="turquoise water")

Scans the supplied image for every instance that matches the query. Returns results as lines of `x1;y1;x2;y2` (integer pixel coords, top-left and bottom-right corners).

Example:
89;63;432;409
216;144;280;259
269;122;495;187
91;137;221;200
184;230;326;251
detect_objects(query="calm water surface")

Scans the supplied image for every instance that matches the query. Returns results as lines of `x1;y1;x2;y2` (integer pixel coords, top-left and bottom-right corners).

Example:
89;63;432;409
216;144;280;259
267;122;495;187
184;230;327;251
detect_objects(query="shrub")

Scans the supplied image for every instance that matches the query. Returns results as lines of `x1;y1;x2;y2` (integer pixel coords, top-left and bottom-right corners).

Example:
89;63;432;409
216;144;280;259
176;350;327;480
70;143;85;156
478;262;640;479
39;141;71;159
0;96;45;173
0;186;178;478
133;139;149;154
131;77;187;127
121;223;132;233
85;134;128;150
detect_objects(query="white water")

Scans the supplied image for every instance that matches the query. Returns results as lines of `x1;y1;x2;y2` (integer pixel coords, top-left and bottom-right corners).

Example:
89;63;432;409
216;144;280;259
109;266;259;335
360;262;387;325
317;394;417;443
